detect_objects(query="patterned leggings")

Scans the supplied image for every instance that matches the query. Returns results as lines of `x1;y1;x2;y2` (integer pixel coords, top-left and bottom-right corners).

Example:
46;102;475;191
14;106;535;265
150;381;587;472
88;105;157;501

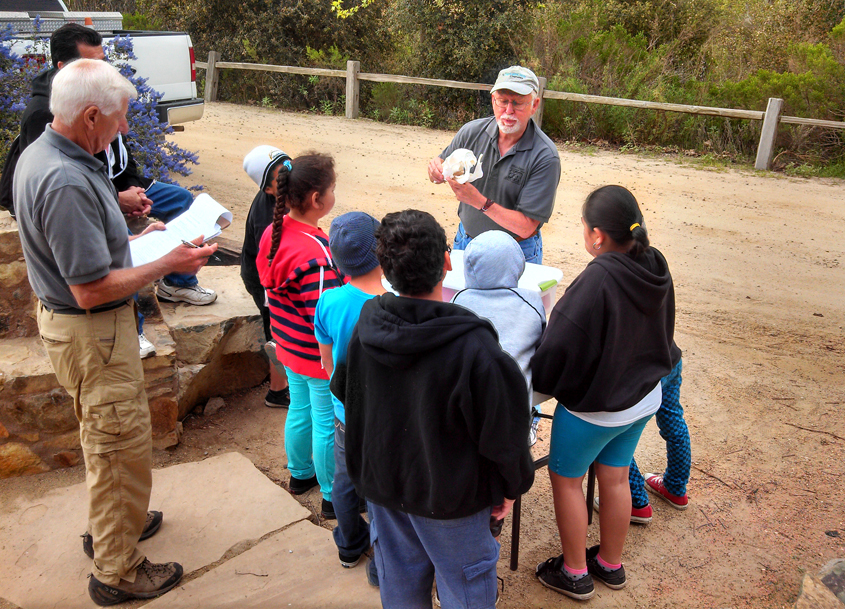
629;358;690;507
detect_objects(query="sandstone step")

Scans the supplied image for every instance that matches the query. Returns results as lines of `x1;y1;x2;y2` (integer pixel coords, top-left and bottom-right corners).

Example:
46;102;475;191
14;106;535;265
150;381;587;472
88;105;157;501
0;452;311;609
0;220;266;477
0;213;37;340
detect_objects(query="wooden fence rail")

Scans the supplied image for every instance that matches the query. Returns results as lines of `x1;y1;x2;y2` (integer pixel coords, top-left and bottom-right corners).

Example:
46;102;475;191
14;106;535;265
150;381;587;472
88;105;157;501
196;54;845;171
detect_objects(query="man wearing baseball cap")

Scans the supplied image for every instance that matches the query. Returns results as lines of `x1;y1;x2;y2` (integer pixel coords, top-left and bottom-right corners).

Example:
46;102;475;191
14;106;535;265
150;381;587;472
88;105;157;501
242;145;293;408
427;65;561;264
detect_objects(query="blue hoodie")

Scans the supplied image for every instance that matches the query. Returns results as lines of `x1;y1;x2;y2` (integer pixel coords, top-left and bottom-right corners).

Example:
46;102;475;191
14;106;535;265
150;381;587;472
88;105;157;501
451;231;546;399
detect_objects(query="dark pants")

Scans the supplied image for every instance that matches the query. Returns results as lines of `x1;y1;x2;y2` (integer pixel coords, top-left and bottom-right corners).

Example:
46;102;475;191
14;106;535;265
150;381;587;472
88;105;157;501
332;420;370;558
629;359;690;506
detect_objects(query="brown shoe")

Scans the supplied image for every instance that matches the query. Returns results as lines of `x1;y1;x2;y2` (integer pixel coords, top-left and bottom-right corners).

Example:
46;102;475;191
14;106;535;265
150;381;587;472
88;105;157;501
82;510;163;559
88;558;183;606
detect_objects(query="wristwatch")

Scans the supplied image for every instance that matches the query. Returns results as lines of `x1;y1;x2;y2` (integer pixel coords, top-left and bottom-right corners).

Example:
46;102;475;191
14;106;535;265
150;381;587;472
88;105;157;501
480;198;494;213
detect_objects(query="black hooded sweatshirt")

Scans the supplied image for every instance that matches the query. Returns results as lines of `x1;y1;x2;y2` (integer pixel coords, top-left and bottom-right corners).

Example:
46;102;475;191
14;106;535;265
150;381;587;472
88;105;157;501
333;293;535;520
531;248;681;414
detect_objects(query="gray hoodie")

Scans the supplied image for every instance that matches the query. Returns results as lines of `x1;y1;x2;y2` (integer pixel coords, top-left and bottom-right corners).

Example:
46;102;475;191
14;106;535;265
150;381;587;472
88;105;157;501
451;231;546;400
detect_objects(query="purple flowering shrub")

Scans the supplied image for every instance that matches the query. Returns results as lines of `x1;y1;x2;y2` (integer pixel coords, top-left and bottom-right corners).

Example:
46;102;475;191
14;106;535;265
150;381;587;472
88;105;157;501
0;21;44;160
0;22;200;189
106;35;202;190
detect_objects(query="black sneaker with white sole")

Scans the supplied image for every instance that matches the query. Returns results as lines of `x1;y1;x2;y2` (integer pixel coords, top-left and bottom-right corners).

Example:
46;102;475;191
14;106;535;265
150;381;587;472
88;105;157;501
339;550;363;568
586;545;627;589
536;554;595;600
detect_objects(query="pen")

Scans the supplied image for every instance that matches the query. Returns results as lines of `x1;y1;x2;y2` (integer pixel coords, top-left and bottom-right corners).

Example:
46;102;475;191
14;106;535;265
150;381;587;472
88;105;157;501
181;239;221;262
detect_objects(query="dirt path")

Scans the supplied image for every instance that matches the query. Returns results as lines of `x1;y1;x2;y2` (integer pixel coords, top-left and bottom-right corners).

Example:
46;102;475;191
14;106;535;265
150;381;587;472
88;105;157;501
4;102;844;608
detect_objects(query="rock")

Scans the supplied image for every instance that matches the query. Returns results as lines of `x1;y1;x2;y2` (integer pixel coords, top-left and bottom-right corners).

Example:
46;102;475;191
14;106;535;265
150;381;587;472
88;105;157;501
0;442;49;478
41;430;81;452
795;574;844;609
820;559;845;604
204;397;226;417
52;451;80;467
152;421;182;450
149;397;179;438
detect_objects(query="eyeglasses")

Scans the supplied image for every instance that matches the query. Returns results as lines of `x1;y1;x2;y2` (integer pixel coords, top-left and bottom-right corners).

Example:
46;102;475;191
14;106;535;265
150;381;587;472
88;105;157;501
446;245;452;254
492;96;530;111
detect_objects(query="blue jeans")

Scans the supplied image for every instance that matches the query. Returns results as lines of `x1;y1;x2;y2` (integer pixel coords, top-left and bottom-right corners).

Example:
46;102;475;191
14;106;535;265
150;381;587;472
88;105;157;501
284;368;335;501
332;420;370;558
146;181;197;288
629;359;690;506
369;503;499;609
453;221;543;265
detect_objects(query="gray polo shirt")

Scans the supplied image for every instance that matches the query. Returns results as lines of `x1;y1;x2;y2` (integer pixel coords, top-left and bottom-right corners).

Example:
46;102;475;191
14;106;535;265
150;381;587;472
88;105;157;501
441;117;561;240
15;126;131;310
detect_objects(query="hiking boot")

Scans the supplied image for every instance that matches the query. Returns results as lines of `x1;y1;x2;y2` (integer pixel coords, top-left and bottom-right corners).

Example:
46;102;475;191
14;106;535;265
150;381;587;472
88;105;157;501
645;473;689;509
265;387;290;408
288;474;318;495
321;499;337;520
593;496;652;524
88;558;183;606
339;550;363;568
157;279;217;306
536;554;595;601
82;511;164;560
586;545;627;589
139;333;156;359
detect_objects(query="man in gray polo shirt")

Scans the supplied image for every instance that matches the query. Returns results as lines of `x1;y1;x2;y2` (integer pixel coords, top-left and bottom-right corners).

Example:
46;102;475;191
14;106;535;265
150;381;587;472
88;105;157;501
14;58;216;606
428;66;561;264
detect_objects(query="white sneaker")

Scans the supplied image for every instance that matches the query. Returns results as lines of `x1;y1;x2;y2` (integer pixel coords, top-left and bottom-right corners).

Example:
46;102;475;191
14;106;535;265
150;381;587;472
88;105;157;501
157;279;217;306
139;333;156;359
529;415;541;446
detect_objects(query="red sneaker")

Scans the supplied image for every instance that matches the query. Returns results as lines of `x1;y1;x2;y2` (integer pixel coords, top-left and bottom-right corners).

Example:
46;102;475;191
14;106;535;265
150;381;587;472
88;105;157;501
593;496;652;524
645;474;689;510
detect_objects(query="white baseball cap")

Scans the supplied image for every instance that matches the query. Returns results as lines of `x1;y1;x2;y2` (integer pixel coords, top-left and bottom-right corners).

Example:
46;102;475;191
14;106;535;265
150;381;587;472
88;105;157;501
243;145;291;190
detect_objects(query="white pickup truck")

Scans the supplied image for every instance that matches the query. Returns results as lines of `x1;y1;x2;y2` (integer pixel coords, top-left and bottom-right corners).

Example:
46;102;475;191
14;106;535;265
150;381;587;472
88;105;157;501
3;9;203;125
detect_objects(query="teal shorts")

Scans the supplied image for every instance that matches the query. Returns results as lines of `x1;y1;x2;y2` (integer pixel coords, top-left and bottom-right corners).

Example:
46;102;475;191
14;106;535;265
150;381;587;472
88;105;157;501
549;405;653;478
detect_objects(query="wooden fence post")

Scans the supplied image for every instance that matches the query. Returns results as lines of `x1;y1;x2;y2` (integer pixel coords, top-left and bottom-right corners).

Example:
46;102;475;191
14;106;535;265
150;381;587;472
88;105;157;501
346;60;360;119
534;76;547;129
755;97;783;171
205;51;220;103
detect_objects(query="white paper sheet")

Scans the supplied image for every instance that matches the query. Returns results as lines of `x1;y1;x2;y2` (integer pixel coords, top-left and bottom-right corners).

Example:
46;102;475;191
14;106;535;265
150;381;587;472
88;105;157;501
129;193;232;267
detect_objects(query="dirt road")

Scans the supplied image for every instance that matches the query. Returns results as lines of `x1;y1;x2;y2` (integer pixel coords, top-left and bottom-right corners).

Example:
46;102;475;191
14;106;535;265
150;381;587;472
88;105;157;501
6;102;844;608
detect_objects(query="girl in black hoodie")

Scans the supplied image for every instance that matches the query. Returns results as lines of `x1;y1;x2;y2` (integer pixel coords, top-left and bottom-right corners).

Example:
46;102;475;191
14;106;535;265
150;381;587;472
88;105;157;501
531;185;677;600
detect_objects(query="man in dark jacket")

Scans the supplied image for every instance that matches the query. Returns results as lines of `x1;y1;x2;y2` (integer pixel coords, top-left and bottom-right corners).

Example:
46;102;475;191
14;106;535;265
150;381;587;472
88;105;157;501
3;23;217;357
333;209;534;608
9;25;215;305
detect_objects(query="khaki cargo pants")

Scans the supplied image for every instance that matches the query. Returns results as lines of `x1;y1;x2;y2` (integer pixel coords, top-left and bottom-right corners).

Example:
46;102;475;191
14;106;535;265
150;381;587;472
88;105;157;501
37;302;151;586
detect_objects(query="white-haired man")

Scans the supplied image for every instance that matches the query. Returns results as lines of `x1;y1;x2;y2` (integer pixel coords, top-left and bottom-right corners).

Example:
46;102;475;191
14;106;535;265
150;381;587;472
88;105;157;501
14;58;216;606
427;65;561;264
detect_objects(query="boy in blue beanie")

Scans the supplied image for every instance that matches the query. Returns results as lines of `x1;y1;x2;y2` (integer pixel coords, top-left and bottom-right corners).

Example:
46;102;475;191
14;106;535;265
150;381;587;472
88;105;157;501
314;212;385;569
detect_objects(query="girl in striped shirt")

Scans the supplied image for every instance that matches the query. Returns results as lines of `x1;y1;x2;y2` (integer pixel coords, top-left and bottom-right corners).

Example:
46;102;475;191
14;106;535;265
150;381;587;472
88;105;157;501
257;152;344;516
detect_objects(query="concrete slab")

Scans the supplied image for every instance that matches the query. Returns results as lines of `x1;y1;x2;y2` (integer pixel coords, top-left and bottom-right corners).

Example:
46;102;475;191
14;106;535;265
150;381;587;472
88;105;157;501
0;452;309;609
145;520;381;609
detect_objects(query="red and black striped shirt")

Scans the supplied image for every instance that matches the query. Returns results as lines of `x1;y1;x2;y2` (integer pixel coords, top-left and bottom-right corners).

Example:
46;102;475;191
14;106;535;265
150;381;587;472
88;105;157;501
257;216;344;378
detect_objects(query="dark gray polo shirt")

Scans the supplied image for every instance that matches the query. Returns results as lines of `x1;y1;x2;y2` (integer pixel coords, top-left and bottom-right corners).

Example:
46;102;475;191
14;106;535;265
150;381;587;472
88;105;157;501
15;126;131;310
441;117;561;240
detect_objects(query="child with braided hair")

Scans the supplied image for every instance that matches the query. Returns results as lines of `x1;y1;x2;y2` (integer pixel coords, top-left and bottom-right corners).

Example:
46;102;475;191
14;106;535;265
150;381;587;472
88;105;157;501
256;152;344;518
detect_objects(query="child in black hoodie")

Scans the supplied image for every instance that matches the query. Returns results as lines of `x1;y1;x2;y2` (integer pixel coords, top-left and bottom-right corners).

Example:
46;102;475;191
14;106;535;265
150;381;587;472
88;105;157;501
531;185;677;601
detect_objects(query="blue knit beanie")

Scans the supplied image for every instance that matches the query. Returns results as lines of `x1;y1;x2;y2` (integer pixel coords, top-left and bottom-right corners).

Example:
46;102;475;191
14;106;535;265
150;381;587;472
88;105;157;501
329;212;380;277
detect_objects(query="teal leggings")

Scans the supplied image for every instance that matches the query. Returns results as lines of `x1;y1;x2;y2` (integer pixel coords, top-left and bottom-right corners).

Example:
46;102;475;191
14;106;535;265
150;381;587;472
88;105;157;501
284;368;335;501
